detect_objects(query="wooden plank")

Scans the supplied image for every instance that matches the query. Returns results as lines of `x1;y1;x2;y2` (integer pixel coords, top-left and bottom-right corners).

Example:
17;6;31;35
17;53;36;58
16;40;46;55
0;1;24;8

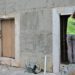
2;19;15;58
0;21;2;56
11;19;15;58
0;39;1;56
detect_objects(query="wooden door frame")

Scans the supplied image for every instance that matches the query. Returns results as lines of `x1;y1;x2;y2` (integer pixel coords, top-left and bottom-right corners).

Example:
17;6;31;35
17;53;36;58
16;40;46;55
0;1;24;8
0;13;20;67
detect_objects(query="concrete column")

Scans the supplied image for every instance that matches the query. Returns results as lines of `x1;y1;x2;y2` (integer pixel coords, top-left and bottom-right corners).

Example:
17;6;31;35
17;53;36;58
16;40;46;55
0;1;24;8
52;9;60;73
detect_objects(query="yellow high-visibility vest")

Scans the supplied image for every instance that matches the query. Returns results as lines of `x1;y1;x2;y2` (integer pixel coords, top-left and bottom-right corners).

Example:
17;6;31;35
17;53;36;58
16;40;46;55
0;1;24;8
67;16;75;35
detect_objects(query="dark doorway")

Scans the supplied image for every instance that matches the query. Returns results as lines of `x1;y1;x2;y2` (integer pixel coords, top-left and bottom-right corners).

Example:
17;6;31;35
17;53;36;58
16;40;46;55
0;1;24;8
60;15;70;64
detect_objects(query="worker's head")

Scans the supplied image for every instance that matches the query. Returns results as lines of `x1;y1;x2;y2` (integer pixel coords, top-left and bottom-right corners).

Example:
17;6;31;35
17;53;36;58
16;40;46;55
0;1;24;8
72;11;75;18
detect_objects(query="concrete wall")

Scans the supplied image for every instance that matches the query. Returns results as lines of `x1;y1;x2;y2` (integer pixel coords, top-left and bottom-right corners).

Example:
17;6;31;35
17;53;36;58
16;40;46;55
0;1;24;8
0;0;75;72
20;9;52;72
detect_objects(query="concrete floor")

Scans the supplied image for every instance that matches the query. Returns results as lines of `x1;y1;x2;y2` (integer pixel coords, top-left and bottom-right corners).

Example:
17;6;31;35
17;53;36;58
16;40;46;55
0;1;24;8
59;64;75;75
1;64;75;75
0;65;52;75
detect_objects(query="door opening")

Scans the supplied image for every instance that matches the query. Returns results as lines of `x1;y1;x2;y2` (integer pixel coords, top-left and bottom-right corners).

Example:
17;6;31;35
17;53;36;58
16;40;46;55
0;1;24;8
60;15;70;64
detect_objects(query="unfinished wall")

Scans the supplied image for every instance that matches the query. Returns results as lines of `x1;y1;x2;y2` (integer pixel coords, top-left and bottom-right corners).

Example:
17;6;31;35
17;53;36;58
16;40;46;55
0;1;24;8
20;9;52;72
0;0;75;72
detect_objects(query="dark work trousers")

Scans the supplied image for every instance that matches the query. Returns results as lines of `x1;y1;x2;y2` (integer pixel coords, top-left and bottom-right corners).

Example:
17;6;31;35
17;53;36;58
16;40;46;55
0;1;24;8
67;34;75;63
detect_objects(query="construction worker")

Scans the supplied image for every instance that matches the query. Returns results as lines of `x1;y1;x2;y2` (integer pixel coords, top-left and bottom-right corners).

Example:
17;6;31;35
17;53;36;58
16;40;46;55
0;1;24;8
67;12;75;63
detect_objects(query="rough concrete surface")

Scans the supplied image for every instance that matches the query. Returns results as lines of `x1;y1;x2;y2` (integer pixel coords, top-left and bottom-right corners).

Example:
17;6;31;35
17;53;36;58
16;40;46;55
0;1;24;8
0;0;75;74
0;65;52;75
0;66;53;75
0;66;38;75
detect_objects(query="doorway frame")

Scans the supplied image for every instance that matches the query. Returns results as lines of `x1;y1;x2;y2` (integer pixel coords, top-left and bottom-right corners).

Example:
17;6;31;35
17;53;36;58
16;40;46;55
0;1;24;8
0;13;20;66
52;6;75;73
